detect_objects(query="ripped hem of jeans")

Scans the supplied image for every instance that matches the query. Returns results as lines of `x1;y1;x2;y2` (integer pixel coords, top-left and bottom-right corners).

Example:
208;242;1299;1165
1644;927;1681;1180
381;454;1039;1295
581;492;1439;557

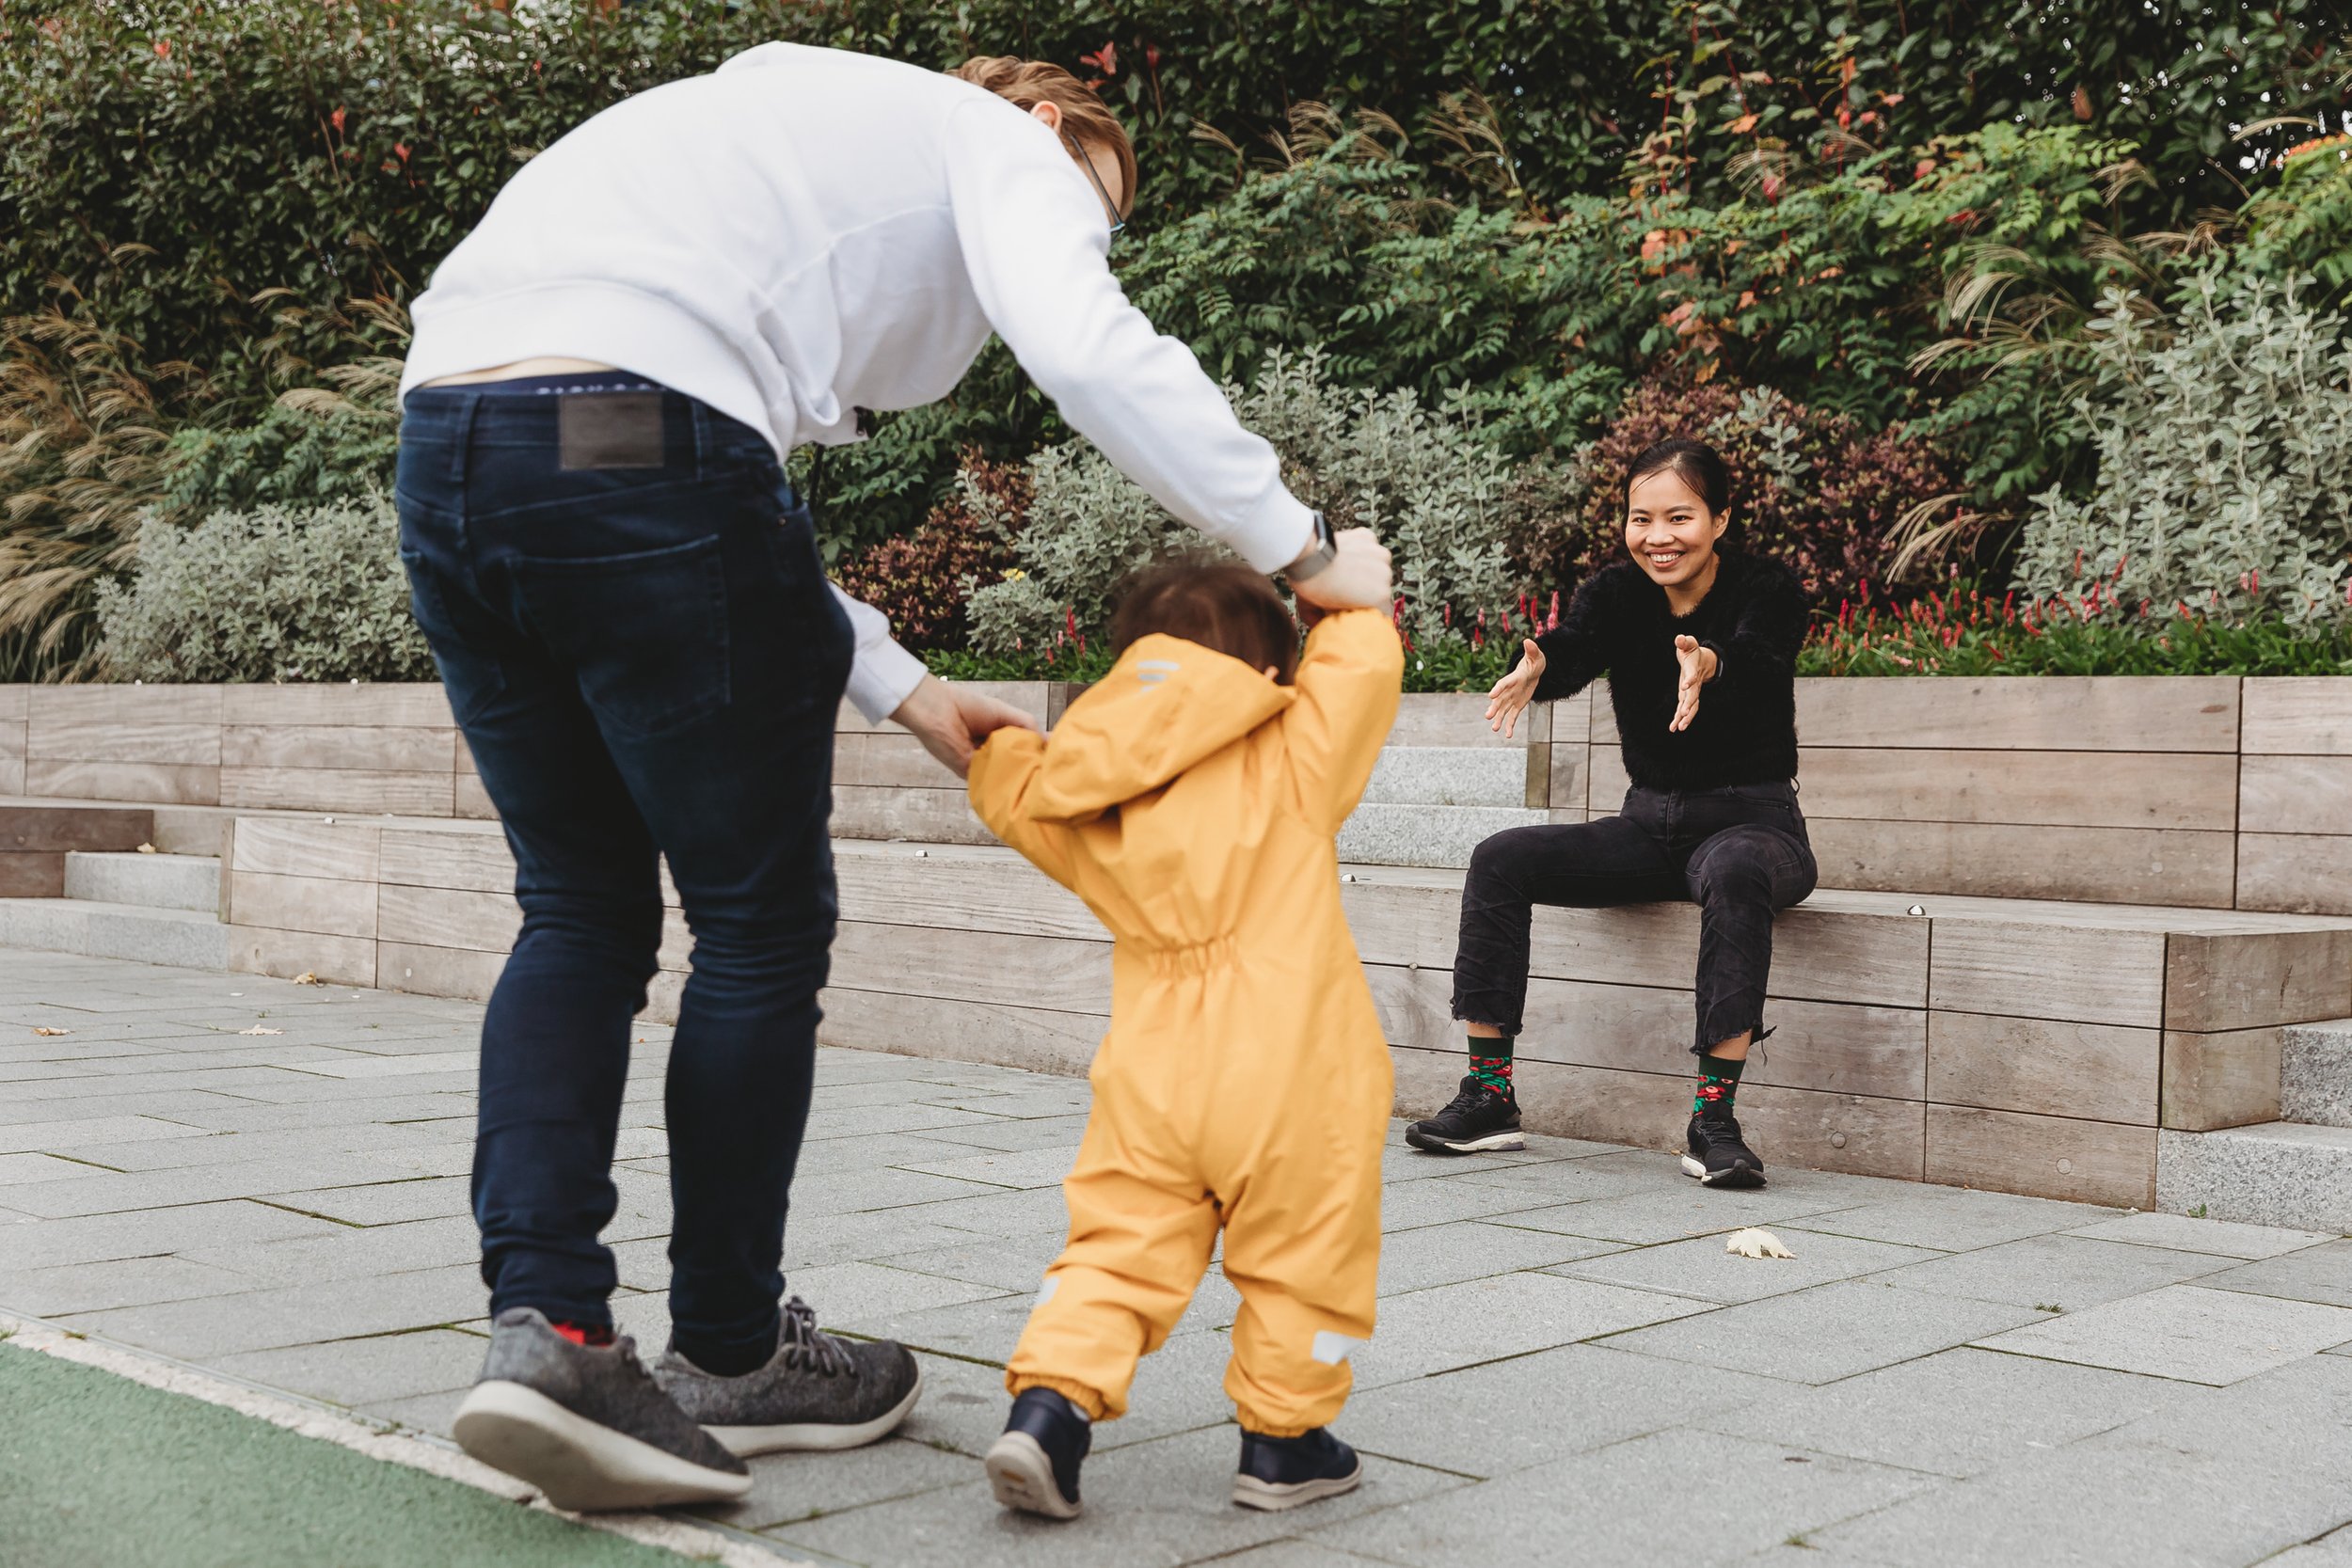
1690;1020;1773;1056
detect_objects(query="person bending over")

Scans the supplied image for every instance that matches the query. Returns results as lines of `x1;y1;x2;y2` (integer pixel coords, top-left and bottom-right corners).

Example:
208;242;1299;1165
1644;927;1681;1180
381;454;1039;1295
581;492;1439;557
967;562;1403;1519
404;44;1389;1512
1405;437;1816;1188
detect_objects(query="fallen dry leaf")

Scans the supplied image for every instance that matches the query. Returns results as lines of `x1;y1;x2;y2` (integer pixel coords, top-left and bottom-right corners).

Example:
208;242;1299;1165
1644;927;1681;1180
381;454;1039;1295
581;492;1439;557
135;843;158;854
1725;1227;1795;1259
292;973;321;986
31;1026;72;1037
238;1025;284;1037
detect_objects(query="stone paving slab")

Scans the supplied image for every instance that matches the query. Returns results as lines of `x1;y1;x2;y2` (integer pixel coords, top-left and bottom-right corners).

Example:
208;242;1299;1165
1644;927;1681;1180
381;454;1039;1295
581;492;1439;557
1599;1279;2048;1385
1969;1282;2352;1384
5;948;2352;1568
1808;1354;2352;1567
1860;1232;2242;1312
2195;1236;2352;1308
1312;1425;1941;1567
1693;1344;2202;1478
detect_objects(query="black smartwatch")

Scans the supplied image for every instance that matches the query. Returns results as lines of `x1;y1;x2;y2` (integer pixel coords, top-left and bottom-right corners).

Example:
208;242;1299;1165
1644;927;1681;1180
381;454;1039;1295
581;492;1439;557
1283;511;1337;582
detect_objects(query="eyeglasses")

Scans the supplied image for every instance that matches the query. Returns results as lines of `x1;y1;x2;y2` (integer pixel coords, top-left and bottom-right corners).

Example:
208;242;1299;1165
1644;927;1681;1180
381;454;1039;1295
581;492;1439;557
1061;134;1126;245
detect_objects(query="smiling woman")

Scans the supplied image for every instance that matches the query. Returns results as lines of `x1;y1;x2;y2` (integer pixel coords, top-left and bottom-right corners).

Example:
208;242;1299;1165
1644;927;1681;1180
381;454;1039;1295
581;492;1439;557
1403;436;1818;1190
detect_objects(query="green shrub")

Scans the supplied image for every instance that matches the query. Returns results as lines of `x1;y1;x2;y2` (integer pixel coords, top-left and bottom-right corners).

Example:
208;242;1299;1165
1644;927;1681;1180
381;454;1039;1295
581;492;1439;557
160;406;397;521
94;491;433;683
8;0;2336;412
1802;581;2352;676
962;350;1522;653
2011;275;2352;626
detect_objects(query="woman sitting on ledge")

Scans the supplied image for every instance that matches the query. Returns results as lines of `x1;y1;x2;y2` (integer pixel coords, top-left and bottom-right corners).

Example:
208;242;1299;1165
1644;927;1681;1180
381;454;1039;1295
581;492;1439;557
1404;436;1815;1188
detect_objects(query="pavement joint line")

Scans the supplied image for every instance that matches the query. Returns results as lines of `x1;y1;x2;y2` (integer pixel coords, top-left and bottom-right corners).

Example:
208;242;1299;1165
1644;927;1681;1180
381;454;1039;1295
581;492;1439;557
0;1306;809;1567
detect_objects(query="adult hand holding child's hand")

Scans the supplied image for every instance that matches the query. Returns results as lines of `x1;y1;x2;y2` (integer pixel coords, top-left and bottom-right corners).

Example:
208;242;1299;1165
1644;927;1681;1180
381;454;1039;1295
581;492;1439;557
892;674;1039;779
1290;527;1392;611
1486;640;1546;738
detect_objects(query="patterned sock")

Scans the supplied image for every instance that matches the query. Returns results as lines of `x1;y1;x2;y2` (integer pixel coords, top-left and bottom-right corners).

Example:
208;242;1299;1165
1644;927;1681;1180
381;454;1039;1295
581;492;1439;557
1693;1053;1745;1117
1469;1037;1514;1097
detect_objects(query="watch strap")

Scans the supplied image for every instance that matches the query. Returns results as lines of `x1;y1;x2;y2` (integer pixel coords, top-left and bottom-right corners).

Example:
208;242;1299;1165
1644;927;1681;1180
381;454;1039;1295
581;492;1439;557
1283;512;1338;581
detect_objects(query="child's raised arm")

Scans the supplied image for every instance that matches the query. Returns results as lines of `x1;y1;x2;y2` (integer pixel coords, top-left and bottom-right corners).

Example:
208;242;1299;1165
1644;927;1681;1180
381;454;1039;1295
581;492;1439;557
967;728;1082;890
1280;608;1406;832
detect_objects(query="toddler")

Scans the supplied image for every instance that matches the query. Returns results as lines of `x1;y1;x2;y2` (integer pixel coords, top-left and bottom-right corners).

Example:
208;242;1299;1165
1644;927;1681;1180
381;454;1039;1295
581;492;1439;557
965;562;1403;1518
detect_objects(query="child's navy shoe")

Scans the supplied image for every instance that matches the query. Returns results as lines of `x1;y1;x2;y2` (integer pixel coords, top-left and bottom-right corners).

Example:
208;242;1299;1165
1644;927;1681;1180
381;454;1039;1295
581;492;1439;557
1232;1426;1363;1511
986;1387;1090;1520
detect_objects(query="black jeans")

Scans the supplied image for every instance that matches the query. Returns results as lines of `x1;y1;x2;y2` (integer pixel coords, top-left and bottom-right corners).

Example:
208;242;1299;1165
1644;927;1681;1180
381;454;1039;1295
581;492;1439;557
395;384;851;1369
1452;783;1819;1053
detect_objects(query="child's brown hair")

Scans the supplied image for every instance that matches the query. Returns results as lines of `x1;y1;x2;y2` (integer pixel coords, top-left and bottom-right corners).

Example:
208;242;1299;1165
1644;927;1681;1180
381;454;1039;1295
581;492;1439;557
1110;562;1300;684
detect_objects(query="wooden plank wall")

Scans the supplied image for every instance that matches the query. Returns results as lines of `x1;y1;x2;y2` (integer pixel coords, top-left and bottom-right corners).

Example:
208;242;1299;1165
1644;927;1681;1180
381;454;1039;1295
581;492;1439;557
0;686;25;798
222;815;2352;1211
2235;678;2352;916
1579;677;2247;907
0;684;469;817
828;682;1081;846
7;674;2350;912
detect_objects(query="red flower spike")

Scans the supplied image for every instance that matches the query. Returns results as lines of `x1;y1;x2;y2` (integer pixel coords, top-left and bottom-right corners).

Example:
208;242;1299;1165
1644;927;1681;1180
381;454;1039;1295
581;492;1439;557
330;106;347;134
153;38;170;58
394;142;410;162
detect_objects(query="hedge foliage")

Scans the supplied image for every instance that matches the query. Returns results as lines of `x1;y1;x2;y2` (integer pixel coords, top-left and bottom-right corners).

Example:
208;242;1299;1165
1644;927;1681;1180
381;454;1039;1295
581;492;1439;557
7;0;2344;411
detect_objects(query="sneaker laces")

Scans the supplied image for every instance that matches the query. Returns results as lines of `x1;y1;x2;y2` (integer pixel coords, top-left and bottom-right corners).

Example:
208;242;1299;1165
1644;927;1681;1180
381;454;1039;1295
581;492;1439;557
1692;1115;1747;1150
1441;1082;1501;1117
779;1295;856;1378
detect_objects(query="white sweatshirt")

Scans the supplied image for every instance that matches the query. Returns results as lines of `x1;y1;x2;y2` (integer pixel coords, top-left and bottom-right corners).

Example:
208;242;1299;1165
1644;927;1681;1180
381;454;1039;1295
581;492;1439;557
403;41;1315;721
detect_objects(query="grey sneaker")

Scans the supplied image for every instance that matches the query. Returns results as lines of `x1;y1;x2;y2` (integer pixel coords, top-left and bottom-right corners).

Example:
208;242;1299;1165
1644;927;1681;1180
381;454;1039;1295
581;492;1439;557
655;1295;922;1456
451;1307;750;1512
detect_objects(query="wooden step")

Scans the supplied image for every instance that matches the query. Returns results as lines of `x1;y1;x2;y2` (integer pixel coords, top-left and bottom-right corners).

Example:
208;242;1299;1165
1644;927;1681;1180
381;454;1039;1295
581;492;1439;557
0;803;155;896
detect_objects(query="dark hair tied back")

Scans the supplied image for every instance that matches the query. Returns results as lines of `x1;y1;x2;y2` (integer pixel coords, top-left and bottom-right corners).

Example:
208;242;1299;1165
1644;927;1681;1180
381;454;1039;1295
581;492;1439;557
1624;437;1734;518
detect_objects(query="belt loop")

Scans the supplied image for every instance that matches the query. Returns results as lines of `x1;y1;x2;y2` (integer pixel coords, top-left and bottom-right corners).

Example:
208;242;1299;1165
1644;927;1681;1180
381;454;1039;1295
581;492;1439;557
690;396;710;481
446;391;484;485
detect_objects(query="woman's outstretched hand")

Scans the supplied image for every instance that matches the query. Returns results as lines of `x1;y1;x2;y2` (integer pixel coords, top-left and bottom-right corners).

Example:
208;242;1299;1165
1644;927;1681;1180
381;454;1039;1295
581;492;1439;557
1670;634;1719;733
1486;639;1547;738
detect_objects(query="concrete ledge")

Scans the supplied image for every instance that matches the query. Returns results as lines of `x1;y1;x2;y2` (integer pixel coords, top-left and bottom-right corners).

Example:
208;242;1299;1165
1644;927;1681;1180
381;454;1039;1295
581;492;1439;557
0;897;228;969
64;851;220;913
2281;1019;2352;1129
2158;1122;2352;1231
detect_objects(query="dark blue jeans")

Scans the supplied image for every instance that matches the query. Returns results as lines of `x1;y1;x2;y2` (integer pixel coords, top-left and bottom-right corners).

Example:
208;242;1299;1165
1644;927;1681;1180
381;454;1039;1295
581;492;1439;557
1452;783;1819;1053
395;383;851;1369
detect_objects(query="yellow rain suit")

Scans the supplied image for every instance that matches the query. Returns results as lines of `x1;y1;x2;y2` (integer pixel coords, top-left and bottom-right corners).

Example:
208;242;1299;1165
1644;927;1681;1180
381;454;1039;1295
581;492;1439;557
966;609;1404;1437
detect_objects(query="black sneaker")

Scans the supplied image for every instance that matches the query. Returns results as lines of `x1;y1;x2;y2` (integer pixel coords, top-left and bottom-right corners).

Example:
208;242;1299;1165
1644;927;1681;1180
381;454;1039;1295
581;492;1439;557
1404;1074;1526;1154
986;1386;1091;1520
1684;1112;1767;1188
452;1307;751;1512
655;1295;922;1455
1232;1426;1364;1512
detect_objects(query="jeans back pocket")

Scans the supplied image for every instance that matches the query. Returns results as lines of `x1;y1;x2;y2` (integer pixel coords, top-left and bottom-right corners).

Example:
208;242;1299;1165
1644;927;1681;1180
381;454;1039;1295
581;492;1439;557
515;534;731;739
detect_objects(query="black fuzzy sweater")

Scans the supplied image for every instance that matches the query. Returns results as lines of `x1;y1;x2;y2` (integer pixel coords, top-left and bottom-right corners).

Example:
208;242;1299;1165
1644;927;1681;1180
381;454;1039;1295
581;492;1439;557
1526;552;1810;792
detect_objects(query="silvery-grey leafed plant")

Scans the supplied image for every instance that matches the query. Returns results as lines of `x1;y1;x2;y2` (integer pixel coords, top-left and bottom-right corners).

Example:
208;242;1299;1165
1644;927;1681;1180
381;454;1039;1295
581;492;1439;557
95;489;434;683
2011;273;2352;624
962;348;1522;654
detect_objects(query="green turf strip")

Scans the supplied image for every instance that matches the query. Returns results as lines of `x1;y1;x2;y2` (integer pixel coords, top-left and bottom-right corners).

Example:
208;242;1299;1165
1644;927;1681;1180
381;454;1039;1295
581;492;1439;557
0;1340;698;1568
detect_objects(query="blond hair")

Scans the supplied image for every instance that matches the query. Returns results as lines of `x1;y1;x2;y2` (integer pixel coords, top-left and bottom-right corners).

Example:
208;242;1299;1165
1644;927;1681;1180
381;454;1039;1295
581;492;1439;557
949;56;1137;217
